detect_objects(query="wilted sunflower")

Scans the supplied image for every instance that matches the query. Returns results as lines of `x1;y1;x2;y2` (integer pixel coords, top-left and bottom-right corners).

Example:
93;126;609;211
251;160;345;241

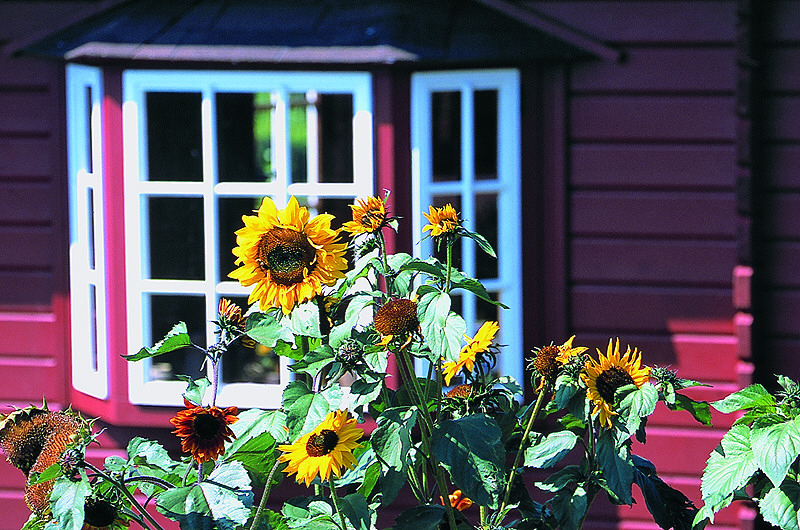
0;404;82;516
529;335;588;391
422;203;460;237
170;400;238;464
582;338;651;428
82;496;129;529
342;196;391;236
277;409;363;487
229;196;348;315
442;321;500;385
374;297;419;349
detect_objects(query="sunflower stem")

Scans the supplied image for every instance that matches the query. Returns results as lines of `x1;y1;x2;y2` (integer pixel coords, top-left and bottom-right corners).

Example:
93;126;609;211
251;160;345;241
84;461;167;530
328;478;349;530
494;382;549;525
249;459;283;530
378;232;393;296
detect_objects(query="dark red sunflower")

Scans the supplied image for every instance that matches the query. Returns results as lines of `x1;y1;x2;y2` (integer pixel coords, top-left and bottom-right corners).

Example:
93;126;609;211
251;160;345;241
170;400;239;464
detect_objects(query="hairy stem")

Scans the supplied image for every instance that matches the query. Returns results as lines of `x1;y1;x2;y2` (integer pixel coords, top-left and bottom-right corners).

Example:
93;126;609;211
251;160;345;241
328;478;349;530
84;461;167;530
249;459;283;530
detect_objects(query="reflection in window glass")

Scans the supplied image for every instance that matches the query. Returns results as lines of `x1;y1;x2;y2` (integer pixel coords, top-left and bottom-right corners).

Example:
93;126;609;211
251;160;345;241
475;194;499;279
221;296;281;384
476;292;500;324
474;90;498;180
148;294;206;381
147;197;205;280
217;93;274;183
432;91;461;182
87;188;96;270
289;93;309;184
319;94;354;184
146;92;202;181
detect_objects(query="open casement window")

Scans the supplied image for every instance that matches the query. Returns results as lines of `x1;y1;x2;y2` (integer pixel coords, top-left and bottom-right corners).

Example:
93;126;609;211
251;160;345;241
411;69;523;385
67;64;109;400
122;71;373;408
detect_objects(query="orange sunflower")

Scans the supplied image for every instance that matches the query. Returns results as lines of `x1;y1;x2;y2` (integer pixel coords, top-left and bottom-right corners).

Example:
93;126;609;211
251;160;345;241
229;196;348;315
442;321;500;385
582;338;651;428
170;400;239;464
342;196;390;236
423;203;460;237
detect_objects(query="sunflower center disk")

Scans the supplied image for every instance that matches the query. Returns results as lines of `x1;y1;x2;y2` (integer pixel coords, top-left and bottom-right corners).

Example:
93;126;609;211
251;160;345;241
306;429;339;457
595;367;636;404
361;210;385;230
533;346;560;379
257;228;317;286
374;299;418;336
193;413;222;440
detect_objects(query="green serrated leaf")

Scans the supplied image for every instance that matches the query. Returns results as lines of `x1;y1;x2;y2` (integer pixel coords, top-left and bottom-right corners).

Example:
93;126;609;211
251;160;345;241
712;384;776;414
28;463;62;486
246;312;295;348
175;375;211;406
417;291;465;363
48;477;91;530
461;227;497;258
431;414;506;509
669;393;713;426
371;407;417;472
525;431;579;469
392;505;447;530
700;423;758;502
751;416;800;487
760;483;800;530
596;431;633;505
290;345;335;378
124;322;194;361
282;381;333;441
551;485;587;530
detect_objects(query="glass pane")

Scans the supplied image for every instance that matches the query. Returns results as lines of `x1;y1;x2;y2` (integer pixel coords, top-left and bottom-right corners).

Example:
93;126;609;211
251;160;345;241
289;93;309;184
85;86;93;173
221;296;282;384
318;94;354;184
429;195;462;268
88;284;98;371
475;194;499;279
148;294;206;381
87;188;96;270
476;291;500;324
217;92;274;183
147;197;205;280
218;197;264;280
146;92;202;182
432;91;461;182
474;90;498;181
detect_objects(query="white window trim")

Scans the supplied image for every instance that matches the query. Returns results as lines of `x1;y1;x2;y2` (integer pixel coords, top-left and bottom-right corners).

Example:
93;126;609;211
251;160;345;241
122;70;374;408
411;69;523;386
67;64;109;399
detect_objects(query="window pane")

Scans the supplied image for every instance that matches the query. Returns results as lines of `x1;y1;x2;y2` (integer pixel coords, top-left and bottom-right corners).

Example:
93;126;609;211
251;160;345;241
475;194;499;279
432;91;461;182
221;296;281;384
476;291;500;324
147;197;205;280
289;92;309;184
218;197;263;280
318;94;354;183
217;92;274;183
148;294;206;381
87;188;96;270
474;90;498;181
85;86;93;173
88;284;98;371
146;92;202;181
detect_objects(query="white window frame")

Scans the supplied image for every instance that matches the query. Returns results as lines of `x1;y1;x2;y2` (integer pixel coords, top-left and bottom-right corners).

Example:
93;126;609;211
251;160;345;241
122;70;374;408
411;69;523;386
67;64;109;399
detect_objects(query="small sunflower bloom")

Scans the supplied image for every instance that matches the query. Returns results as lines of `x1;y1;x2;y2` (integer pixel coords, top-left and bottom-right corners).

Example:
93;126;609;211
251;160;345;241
422;203;460;237
582;338;651;428
342;196;390;236
374;297;419;349
229;196;348;315
218;298;246;330
442;321;500;385
441;490;473;512
529;335;588;391
278;409;363;487
170;400;239;464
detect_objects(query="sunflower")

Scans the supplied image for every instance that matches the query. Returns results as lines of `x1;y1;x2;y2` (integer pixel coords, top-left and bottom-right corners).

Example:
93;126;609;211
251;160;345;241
442;321;500;385
82;496;130;529
277;409;363;487
442;490;473;512
582;338;651;428
342;196;390;236
170;400;239;464
529;335;588;391
229;196;348;315
422;203;460;237
217;298;246;330
374;297;419;349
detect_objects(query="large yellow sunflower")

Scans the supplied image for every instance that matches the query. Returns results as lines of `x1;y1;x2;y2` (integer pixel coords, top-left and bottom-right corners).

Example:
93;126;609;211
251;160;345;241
278;409;364;487
229;196;348;314
422;204;460;237
582;338;650;428
442;321;500;385
342;196;389;236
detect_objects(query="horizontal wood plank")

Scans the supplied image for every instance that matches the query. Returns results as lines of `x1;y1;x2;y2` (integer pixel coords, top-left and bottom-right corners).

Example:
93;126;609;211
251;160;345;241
0;137;55;180
765;95;800;141
764;242;800;288
571;238;736;286
0;271;56;308
0;227;55;269
571;95;735;142
763;291;800;338
571;144;736;190
0;90;56;135
0;183;54;225
0;356;61;402
767;0;800;42
571;191;737;237
765;145;800;190
762;194;800;239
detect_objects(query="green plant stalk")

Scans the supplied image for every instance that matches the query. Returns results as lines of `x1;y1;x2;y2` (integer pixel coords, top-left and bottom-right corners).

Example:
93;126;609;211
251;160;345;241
495;382;550;524
328;478;349;530
249;459;283;530
122;475;176;491
84;461;166;530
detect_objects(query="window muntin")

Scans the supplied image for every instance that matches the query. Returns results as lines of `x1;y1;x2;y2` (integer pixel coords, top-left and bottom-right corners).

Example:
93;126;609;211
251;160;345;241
411;69;522;386
123;71;373;408
67;64;109;399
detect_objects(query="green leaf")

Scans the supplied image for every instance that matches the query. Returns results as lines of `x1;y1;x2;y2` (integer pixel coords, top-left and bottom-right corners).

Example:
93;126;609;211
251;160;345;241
290;345;335;378
524;431;579;469
157;461;253;530
282;381;334;441
751;416;800;487
400;258;447;281
337;492;373;530
392;505;447;530
760;483;800;530
632;455;698;530
27;463;61;486
535;465;584;493
417;291;466;363
48;477;91;530
250;509;289;530
127;437;175;470
596;430;634;505
668;393;712;426
123;322;194;361
222;409;286;485
551;485;588;530
349;374;386;412
700;423;758;502
372;407;418;472
246;311;295;348
461;227;496;258
175;375;211;406
712;384;776;414
20;513;46;530
448;272;507;308
431;414;506;509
